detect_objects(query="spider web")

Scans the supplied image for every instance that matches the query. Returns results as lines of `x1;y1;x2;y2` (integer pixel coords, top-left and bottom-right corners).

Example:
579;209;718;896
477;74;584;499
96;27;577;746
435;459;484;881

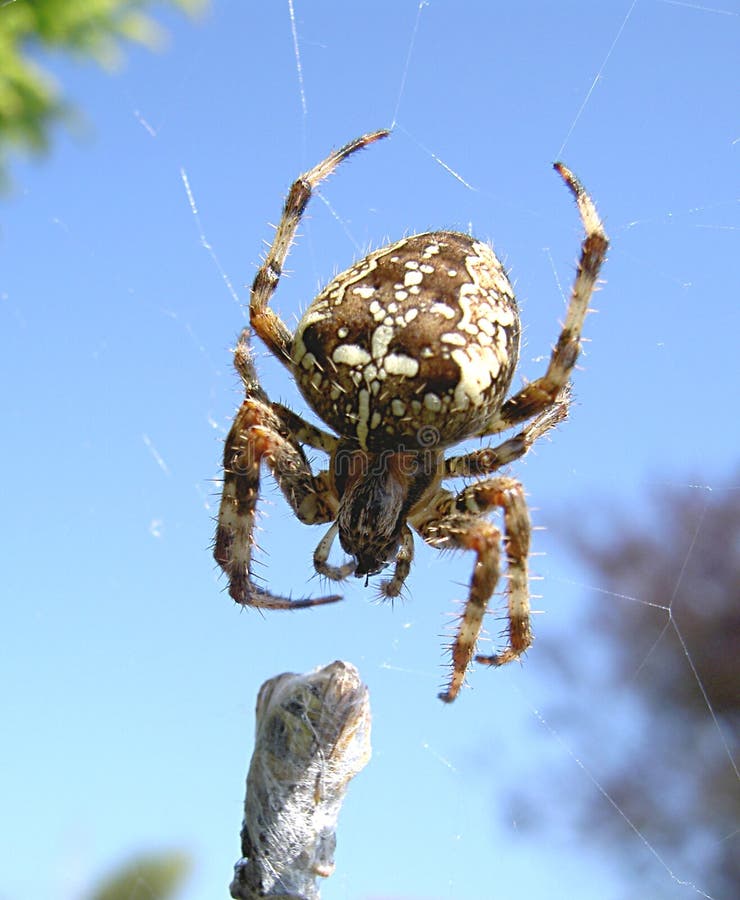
1;2;737;900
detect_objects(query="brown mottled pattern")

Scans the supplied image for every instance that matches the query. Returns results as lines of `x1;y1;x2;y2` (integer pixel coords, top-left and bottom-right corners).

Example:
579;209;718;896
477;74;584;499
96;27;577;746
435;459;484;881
291;232;520;451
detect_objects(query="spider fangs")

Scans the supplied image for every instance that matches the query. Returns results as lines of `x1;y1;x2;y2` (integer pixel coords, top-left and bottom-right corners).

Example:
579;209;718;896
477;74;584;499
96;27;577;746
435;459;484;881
214;129;608;702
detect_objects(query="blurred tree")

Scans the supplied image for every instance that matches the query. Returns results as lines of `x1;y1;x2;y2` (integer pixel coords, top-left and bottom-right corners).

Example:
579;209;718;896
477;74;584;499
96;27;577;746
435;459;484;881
84;849;191;900
0;0;206;185
512;471;739;898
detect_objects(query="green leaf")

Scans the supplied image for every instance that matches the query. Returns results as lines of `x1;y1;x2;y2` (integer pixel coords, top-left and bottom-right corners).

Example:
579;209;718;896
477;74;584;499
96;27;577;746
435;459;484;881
85;849;192;900
0;0;208;187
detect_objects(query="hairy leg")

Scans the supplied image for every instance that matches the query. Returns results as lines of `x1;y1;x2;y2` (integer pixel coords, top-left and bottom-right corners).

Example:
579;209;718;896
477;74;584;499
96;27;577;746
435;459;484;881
379;525;415;599
414;477;531;702
482;164;608;436
215;340;340;608
445;389;569;479
249;130;390;365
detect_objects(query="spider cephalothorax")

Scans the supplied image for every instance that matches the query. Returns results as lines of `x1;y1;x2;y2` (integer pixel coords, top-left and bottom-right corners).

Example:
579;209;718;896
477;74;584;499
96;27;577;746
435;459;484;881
332;444;443;578
214;129;608;702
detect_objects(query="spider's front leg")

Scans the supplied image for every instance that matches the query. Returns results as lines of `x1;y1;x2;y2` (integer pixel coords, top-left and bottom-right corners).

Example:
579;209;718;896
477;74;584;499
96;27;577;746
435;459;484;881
413;477;531;703
214;336;340;609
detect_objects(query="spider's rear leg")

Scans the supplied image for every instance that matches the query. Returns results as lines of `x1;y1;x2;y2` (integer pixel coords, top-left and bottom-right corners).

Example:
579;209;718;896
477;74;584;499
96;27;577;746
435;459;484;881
215;391;340;609
445;389;570;479
249;129;390;365
482;164;608;437
414;477;531;703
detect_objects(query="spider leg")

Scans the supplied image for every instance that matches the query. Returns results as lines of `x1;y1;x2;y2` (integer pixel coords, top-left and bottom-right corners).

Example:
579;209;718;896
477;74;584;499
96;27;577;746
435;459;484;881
250;129;390;366
233;328;339;454
481;164;608;436
271;401;338;454
412;477;531;703
313;522;356;581
445;387;569;479
379;525;415;599
215;341;340;609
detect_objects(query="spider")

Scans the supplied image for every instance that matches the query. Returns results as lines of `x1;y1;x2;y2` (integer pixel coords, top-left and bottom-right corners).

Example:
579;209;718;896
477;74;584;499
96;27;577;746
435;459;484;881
214;129;608;703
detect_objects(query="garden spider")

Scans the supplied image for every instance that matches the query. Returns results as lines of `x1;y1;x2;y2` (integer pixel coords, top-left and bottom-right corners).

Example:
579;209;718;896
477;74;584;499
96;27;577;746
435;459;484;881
214;130;608;702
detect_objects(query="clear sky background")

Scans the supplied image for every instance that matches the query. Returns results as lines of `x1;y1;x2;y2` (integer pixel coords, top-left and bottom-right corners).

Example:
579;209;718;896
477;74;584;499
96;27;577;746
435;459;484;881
2;2;738;899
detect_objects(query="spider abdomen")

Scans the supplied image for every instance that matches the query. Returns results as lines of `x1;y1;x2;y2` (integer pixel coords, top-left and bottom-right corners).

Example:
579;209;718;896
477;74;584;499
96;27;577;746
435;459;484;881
291;231;521;451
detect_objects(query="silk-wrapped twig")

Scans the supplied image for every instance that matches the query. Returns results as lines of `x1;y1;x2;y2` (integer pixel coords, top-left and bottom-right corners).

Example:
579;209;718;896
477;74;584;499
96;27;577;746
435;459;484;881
230;661;371;900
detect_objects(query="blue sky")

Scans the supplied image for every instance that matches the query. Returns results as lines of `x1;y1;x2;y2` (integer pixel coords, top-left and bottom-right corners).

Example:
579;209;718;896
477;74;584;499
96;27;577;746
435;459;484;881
1;2;738;898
